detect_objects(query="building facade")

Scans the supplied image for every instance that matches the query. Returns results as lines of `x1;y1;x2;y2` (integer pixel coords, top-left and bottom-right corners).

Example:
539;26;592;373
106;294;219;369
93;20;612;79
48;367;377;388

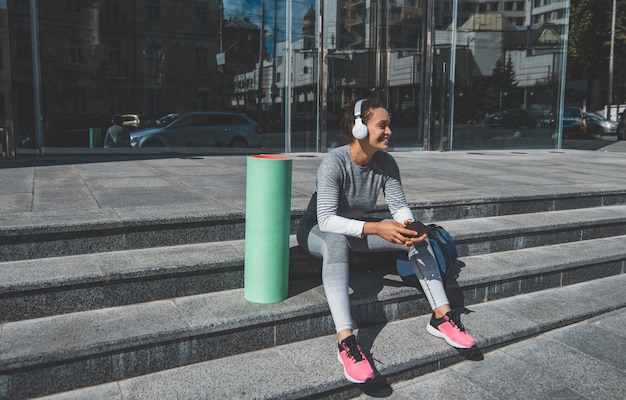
0;0;573;153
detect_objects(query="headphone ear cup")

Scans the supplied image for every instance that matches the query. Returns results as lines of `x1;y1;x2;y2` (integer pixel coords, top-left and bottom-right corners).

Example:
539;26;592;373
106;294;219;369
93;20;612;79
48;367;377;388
352;118;368;139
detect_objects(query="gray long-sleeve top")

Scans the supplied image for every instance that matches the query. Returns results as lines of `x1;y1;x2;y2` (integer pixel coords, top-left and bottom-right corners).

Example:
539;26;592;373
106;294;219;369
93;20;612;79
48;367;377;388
304;144;414;237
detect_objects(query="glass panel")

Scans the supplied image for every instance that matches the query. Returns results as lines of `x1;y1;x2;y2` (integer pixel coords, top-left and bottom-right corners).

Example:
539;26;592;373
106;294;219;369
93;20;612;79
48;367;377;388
260;1;295;151
0;0;571;155
436;0;568;150
315;1;428;151
385;1;426;149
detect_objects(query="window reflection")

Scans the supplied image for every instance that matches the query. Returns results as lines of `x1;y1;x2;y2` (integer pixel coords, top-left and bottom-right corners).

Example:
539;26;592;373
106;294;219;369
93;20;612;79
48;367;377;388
0;0;569;154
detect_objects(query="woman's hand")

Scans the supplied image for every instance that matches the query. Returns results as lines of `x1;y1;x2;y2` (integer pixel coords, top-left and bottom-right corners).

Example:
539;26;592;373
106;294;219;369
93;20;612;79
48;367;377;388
363;220;427;246
401;219;428;246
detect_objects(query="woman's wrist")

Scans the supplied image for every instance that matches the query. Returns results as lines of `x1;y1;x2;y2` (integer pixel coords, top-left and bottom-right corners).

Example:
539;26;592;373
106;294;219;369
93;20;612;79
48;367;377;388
362;221;377;236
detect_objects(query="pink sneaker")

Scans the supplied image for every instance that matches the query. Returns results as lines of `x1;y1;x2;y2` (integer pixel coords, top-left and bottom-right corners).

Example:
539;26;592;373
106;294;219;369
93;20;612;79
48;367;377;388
337;335;375;384
427;311;476;349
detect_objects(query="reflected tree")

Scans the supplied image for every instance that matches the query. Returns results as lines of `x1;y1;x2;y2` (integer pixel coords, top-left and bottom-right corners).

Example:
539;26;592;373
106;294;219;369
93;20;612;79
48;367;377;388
568;0;626;108
487;55;518;112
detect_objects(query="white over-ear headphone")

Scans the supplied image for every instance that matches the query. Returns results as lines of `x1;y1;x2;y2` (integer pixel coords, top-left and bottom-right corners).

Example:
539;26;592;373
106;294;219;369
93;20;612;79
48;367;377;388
352;99;368;139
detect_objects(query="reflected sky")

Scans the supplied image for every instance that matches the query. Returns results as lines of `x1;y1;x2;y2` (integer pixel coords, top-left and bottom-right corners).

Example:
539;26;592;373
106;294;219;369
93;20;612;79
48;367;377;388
224;0;315;52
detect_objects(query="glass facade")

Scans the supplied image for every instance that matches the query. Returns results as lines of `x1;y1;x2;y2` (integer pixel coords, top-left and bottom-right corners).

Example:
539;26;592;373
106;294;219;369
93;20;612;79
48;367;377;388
0;0;572;155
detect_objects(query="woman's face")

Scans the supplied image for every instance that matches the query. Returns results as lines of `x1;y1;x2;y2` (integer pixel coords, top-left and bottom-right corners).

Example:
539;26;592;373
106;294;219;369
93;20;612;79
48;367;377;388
363;107;392;151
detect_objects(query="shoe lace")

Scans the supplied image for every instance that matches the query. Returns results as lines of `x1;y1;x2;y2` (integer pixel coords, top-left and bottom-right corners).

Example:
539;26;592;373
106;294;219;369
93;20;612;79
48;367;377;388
447;312;466;332
342;337;365;362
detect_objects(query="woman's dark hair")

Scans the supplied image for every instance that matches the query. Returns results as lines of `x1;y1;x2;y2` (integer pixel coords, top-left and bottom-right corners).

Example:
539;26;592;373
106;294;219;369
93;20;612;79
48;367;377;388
339;98;385;141
112;114;124;125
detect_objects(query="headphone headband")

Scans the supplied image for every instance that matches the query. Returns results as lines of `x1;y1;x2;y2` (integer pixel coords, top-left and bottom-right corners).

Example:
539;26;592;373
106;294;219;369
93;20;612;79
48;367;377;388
354;99;365;118
352;99;368;139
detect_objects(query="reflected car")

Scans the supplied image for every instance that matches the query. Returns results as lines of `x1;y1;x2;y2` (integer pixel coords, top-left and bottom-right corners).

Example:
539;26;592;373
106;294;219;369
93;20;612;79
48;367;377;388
541;107;587;138
485;109;537;129
583;113;618;136
156;113;180;126
562;107;588;138
122;114;142;130
129;111;262;148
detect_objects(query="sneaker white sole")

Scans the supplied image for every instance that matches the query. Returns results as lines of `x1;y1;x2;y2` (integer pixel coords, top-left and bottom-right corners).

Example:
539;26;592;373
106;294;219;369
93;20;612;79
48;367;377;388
427;323;473;349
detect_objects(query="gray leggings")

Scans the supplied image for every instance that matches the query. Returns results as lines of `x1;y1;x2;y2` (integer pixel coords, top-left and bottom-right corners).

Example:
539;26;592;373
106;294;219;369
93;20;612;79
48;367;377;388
297;221;449;333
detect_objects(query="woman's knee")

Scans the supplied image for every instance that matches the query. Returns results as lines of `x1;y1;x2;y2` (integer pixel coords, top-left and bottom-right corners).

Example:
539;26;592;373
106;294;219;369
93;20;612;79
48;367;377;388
324;232;349;249
304;228;349;259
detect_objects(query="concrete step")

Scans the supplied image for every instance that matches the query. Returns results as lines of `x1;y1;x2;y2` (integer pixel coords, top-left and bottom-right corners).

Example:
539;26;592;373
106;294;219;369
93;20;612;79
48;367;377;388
437;204;626;256
27;275;626;400
2;205;625;322
2;190;625;262
351;308;626;400
1;237;625;399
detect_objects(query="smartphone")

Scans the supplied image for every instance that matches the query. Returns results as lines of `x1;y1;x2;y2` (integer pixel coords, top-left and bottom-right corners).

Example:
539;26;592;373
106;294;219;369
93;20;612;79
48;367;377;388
404;220;432;237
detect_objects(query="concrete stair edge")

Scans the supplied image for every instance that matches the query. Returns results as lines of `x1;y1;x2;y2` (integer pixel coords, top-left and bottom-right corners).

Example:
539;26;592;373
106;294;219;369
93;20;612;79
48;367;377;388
1;233;625;323
0;188;626;236
2;191;626;262
3;204;626;293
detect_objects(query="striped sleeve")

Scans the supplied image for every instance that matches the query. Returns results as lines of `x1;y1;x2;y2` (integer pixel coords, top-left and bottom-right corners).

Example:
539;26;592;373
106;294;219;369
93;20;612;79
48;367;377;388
315;150;365;237
380;153;414;224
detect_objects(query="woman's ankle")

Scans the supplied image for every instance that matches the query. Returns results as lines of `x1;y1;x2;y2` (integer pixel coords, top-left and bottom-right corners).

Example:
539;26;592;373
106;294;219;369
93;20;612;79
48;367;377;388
337;329;354;343
433;305;451;319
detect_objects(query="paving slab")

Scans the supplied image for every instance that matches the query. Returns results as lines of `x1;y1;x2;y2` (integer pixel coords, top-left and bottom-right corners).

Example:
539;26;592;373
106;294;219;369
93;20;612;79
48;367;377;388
2;148;626;227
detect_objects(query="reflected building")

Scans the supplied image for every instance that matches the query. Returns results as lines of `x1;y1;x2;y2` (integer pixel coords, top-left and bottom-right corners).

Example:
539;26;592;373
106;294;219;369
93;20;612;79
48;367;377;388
2;0;256;146
0;0;572;152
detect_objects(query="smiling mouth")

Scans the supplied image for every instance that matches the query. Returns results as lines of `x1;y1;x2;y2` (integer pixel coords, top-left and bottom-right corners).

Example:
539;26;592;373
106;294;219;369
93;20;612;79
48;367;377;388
377;135;390;143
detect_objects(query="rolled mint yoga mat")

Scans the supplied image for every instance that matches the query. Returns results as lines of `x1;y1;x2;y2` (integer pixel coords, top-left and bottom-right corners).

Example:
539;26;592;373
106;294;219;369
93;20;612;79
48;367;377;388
244;154;293;303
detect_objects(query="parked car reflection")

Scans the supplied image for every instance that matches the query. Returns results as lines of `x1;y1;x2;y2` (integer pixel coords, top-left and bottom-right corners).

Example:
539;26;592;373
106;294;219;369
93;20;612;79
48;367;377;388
485;109;537;129
156;113;180;126
540;107;588;138
122;114;142;131
583;113;617;136
130;111;262;148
